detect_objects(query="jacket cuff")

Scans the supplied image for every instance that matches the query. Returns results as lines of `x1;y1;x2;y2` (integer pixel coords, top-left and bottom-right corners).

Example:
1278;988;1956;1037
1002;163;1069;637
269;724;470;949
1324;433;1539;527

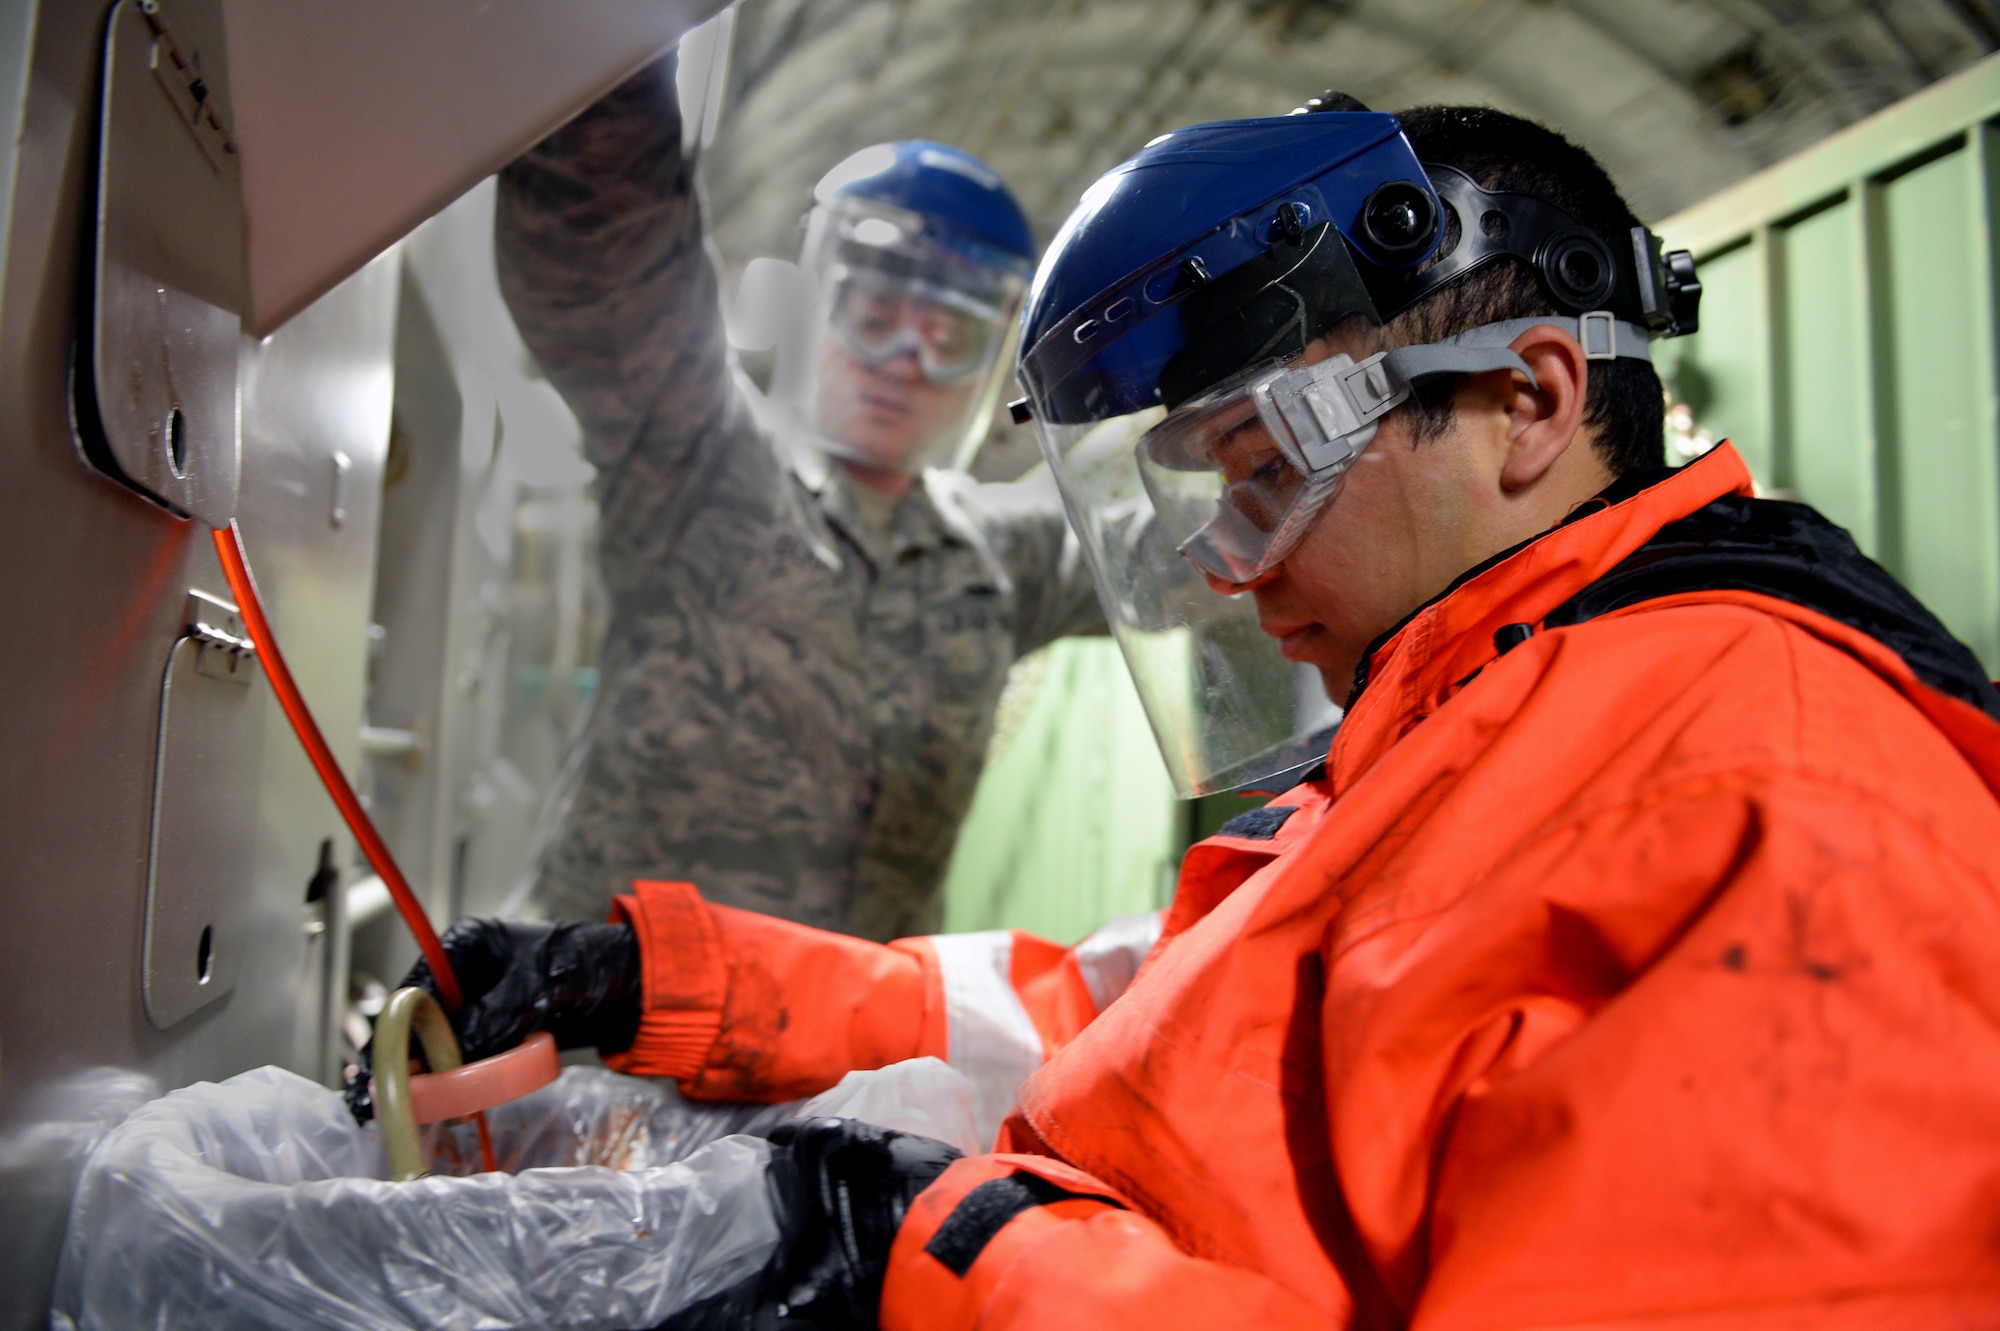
603;879;725;1079
880;1154;1128;1331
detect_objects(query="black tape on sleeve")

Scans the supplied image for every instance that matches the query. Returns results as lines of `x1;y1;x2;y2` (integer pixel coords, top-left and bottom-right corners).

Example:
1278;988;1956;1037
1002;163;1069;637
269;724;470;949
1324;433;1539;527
1216;804;1296;841
923;1172;1124;1278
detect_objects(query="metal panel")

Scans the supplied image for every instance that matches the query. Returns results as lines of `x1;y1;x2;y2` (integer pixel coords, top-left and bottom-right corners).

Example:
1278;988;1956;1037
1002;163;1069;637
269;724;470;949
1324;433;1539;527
221;0;730;334
141;594;263;1029
0;2;737;1320
338;178;605;1014
235;249;402;1092
361;256;499;957
1657;239;1772;482
1876;140;2000;668
84;0;244;525
1657;52;2000;674
1776;194;1877;551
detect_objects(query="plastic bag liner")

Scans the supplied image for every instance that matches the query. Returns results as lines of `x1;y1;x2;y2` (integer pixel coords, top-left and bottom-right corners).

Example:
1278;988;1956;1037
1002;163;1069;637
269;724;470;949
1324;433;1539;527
794;1055;981;1155
50;1057;980;1330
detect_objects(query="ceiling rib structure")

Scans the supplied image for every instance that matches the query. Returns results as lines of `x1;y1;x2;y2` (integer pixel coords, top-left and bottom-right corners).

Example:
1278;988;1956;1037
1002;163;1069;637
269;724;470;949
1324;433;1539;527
694;0;1997;474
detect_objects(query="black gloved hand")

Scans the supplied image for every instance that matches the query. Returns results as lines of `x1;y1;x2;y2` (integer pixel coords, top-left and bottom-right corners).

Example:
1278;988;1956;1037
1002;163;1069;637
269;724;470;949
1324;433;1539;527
657;1118;963;1330
343;916;642;1124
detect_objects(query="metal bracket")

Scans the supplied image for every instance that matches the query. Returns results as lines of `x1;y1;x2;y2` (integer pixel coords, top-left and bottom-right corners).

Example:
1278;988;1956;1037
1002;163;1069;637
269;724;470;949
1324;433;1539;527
185;588;256;684
77;0;245;525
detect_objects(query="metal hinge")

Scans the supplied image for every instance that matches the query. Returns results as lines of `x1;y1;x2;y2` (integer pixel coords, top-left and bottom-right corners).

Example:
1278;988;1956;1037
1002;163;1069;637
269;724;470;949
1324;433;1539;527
186;588;256;683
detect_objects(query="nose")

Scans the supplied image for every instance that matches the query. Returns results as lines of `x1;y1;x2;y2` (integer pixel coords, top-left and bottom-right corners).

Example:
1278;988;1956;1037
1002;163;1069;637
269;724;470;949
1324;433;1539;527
874;348;924;382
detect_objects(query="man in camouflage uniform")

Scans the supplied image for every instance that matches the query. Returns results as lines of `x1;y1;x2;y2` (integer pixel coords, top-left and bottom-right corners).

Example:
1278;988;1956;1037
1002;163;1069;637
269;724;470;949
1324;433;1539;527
496;55;1103;941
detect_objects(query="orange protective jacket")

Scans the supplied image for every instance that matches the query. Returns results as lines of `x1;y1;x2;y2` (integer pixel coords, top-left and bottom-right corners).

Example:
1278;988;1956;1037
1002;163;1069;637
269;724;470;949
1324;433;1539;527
608;445;2000;1329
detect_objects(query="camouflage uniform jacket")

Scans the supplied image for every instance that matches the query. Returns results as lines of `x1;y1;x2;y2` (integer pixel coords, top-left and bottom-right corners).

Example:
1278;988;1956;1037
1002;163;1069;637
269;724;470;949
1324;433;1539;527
496;62;1104;941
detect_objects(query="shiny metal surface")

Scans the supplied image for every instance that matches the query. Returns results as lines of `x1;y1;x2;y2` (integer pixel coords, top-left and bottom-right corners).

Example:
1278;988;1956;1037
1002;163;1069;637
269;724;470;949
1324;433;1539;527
184;588;255;664
235;248;402;1090
84;0;244;525
364;248;501;942
0;0;393;1315
141;593;262;1030
348;181;597;1004
0;4;715;1319
222;0;729;335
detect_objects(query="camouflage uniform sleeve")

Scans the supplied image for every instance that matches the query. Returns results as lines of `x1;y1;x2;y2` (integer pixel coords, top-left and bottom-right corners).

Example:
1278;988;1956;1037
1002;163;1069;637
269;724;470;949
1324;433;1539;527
494;50;730;491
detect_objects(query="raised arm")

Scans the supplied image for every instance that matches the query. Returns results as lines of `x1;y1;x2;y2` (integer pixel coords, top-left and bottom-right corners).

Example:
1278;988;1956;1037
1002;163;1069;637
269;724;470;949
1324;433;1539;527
494;51;732;486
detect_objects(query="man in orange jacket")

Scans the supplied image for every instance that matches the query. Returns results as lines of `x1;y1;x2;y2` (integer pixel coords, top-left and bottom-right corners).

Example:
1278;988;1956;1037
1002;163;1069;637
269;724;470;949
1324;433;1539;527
369;100;2000;1328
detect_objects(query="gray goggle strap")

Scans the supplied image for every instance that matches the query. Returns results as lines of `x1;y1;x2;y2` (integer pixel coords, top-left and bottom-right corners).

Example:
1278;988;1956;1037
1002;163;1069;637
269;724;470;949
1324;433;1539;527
1277;312;1654;479
1386;313;1655;384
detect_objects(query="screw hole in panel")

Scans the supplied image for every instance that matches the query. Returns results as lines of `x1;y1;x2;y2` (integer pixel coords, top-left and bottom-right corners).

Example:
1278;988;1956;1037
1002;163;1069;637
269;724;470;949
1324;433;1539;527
167;406;188;477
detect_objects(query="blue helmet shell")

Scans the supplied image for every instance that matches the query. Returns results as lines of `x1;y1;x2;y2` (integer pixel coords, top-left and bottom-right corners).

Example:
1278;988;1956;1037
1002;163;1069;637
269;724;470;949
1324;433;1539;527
816;140;1036;274
1020;113;1442;422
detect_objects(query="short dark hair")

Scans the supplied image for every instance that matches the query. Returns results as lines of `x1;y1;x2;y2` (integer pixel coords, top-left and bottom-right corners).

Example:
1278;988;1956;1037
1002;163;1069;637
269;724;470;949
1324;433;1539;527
1372;106;1665;476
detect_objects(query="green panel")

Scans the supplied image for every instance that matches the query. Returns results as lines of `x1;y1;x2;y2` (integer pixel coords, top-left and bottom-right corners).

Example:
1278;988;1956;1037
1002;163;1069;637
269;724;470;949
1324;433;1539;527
1878;144;2000;672
1186;791;1267;843
1660;241;1771;484
1777;197;1878;552
942;639;1180;943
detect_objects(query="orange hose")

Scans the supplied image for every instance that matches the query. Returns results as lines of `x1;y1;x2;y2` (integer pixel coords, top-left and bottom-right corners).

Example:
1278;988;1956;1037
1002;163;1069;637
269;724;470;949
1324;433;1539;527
213;522;498;1173
211;523;463;1010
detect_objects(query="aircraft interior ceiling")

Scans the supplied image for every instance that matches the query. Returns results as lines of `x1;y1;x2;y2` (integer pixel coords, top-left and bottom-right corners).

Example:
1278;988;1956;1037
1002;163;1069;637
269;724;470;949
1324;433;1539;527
705;0;1999;270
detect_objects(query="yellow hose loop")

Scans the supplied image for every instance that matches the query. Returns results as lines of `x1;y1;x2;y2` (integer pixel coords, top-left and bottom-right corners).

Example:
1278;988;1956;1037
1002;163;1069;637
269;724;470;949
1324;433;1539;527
374;986;465;1182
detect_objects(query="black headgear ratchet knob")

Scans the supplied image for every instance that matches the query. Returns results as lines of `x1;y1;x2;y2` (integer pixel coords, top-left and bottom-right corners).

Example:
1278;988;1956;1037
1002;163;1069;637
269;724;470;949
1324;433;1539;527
1295;90;1371;114
1360;180;1439;264
1663;248;1701;336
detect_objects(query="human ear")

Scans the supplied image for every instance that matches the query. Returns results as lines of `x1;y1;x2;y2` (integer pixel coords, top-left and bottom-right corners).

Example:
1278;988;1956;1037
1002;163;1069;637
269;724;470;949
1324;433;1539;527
1495;325;1589;493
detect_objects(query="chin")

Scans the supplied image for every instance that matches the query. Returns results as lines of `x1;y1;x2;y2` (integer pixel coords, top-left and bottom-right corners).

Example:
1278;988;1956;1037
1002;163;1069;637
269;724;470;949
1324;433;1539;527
1315;662;1349;704
837;434;913;471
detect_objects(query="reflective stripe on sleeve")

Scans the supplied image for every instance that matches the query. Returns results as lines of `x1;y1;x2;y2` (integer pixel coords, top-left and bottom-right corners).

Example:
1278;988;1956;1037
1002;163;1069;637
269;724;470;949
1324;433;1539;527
1071;910;1164;1012
928;930;1046;1148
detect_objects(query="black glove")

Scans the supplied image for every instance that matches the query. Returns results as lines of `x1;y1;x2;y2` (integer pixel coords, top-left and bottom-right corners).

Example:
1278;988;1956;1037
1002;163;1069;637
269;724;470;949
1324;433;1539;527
657;1118;963;1330
343;916;642;1124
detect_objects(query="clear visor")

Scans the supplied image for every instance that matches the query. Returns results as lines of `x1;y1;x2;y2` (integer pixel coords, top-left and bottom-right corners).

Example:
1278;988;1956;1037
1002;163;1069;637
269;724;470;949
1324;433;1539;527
765;196;1029;474
1034;400;1344;798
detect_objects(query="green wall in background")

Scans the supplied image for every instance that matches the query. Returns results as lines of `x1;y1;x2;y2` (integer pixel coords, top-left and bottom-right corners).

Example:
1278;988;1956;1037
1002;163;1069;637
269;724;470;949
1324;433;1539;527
1663;241;1770;482
1656;52;2000;671
1779;196;1873;548
941;638;1180;943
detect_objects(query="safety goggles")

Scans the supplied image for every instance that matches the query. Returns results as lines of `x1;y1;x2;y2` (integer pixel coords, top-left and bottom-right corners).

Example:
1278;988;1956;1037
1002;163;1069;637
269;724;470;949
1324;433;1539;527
1138;349;1405;582
826;268;1005;386
1139;313;1663;583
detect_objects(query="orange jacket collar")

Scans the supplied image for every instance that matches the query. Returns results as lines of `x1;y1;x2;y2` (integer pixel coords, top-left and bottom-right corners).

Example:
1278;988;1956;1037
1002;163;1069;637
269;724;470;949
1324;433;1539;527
1331;444;1756;794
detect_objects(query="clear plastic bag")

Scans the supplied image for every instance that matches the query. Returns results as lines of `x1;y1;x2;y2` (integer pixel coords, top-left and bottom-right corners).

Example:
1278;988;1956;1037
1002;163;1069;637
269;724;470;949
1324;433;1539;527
49;1066;778;1330
49;1057;980;1330
795;1055;981;1155
416;1063;802;1179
